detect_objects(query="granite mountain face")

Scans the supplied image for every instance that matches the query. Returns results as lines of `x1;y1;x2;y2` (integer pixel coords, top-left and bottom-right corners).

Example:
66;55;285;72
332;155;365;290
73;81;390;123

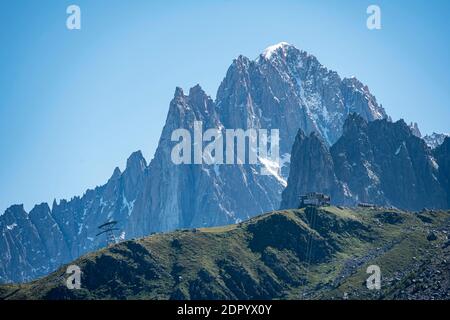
0;43;388;283
281;114;450;211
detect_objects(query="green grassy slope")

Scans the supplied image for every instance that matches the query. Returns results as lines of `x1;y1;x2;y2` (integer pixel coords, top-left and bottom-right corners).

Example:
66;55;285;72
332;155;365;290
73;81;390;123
1;207;449;300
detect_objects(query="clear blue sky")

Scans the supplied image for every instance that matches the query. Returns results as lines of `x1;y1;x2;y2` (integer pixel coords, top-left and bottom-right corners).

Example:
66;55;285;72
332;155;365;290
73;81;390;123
1;0;449;213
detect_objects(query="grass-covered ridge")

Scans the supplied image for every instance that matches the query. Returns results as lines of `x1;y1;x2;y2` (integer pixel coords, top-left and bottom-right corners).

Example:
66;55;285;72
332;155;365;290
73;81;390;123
1;207;449;300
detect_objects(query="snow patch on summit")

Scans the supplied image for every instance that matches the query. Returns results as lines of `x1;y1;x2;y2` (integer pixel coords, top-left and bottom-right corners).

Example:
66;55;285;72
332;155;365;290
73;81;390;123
262;42;291;59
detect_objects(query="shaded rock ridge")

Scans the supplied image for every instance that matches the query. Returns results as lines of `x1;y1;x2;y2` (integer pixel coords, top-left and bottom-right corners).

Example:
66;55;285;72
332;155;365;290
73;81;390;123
408;121;449;150
0;42;387;283
1;207;449;300
281;114;450;210
0;151;148;284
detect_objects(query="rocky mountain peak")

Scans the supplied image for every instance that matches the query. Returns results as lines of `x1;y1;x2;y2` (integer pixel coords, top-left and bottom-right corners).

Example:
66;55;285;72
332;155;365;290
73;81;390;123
173;86;185;99
409;122;422;138
342;113;369;135
110;167;122;180
284;113;448;210
260;42;296;60
258;42;321;76
126;151;147;173
424;132;450;149
29;202;51;216
51;199;58;210
6;204;25;212
281;128;343;209
4;204;27;217
167;84;216;127
3;204;37;234
188;83;205;96
187;84;213;109
123;151;147;197
234;54;251;68
216;55;252;105
29;203;54;230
